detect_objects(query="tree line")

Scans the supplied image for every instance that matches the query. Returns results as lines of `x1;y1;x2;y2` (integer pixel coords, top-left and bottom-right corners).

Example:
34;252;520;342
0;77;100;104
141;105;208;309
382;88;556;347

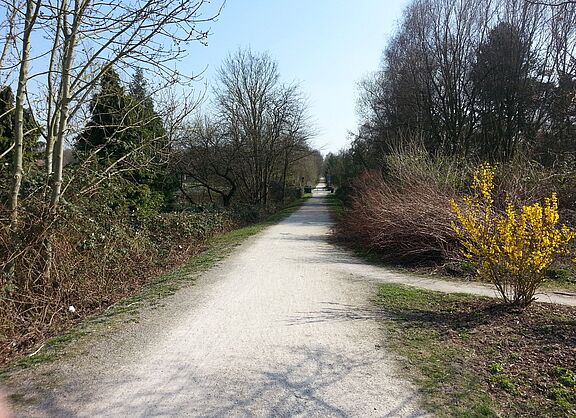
335;0;576;177
176;49;319;209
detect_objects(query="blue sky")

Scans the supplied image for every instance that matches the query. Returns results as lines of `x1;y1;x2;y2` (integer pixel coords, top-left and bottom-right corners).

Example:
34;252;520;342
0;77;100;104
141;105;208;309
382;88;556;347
184;0;411;155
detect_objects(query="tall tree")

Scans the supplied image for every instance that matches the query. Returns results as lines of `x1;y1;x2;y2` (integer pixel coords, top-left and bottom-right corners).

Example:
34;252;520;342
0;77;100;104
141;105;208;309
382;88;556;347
214;48;312;207
357;0;491;159
9;0;41;224
0;85;39;168
356;0;576;165
472;22;534;160
76;69;132;161
76;67;172;212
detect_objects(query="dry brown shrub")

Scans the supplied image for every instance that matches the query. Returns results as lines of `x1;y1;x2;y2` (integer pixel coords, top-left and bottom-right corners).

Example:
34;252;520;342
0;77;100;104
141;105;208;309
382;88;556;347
0;206;232;365
336;148;576;269
339;170;459;264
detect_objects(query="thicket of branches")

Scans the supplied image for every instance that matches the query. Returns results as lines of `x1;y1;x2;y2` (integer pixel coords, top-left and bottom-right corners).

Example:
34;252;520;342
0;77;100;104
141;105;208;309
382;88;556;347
0;0;227;361
336;149;463;264
175;49;320;214
355;0;575;166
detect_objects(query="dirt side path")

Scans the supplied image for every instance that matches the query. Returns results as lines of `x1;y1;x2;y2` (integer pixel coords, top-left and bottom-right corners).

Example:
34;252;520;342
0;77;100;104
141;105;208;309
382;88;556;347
7;192;429;417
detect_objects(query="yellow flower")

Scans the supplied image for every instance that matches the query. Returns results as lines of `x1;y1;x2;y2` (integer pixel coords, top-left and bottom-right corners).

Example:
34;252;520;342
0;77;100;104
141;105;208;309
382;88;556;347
451;163;575;305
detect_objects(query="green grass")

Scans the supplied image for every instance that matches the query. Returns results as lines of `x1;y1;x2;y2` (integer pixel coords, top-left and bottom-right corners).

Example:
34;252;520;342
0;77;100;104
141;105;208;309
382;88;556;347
10;328;91;371
375;284;497;417
374;283;576;417
541;268;576;292
2;195;312;375
325;193;344;220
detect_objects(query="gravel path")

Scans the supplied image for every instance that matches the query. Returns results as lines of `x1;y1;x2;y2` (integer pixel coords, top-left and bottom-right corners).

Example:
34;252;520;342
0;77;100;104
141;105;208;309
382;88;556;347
8;190;429;417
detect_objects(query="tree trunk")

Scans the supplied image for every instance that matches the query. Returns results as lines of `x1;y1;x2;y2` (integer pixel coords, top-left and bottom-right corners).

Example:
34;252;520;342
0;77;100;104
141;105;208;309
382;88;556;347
49;2;75;212
9;0;39;225
45;0;75;285
281;150;289;204
5;0;40;279
223;182;236;207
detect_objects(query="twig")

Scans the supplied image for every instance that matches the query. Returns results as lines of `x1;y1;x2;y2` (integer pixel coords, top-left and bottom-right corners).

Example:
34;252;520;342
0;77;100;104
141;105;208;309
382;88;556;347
28;343;45;357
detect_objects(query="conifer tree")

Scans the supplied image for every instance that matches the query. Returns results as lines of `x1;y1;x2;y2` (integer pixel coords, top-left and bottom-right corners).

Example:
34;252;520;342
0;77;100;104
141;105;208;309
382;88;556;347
76;67;174;213
0;85;39;203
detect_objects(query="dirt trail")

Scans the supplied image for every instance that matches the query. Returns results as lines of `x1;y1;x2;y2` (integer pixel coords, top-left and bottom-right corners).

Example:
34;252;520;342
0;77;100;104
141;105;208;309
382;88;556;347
9;190;429;417
9;187;576;418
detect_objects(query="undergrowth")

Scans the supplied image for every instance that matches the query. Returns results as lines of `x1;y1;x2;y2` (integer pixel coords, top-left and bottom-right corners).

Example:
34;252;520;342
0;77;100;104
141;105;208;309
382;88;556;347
0;194;310;367
334;147;576;284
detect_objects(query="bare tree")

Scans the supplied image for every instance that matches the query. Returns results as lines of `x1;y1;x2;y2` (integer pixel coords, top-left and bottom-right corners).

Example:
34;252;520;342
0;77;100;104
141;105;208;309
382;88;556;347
357;0;576;164
213;48;313;207
9;0;41;224
176;116;240;207
357;0;493;158
37;0;223;212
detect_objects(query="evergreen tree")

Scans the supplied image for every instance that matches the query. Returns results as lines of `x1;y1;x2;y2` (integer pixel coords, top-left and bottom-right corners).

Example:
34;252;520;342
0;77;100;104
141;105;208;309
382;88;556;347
76;67;175;213
126;68;176;205
0;84;39;198
77;68;166;164
129;67;154;111
472;23;534;161
0;86;38;163
76;69;133;160
0;87;15;149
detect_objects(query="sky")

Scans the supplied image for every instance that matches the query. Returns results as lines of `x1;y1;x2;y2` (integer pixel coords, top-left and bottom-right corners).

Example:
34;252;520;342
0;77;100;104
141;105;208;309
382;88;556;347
182;0;411;155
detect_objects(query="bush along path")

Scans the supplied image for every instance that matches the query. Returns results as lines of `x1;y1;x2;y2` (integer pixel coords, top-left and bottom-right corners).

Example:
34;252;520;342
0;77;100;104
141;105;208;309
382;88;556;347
451;163;576;307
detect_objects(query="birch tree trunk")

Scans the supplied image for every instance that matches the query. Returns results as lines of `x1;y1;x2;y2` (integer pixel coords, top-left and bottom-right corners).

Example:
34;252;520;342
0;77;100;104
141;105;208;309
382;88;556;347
9;0;40;225
5;0;40;279
49;0;77;211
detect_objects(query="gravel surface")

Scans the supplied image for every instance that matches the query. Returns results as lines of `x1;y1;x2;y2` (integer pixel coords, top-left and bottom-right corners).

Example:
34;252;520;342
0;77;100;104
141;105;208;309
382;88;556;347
7;190;429;417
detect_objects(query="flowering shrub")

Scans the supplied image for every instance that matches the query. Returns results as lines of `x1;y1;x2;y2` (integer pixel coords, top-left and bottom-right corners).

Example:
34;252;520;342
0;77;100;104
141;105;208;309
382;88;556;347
451;163;575;306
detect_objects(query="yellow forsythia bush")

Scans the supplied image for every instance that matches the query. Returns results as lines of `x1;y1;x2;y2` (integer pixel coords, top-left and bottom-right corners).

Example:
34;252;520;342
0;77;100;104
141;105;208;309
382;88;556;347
451;163;575;306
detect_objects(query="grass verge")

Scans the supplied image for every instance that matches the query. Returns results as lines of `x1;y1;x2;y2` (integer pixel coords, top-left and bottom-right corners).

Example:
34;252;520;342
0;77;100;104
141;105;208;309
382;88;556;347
375;283;576;417
1;195;312;376
325;193;344;220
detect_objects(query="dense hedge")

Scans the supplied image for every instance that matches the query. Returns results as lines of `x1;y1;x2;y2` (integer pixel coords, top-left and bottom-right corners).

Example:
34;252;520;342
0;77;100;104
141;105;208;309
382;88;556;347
335;149;576;267
0;205;234;364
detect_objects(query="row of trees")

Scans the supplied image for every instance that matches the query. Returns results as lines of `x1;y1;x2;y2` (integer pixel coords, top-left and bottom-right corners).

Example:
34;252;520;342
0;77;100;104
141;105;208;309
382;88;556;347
355;0;576;167
0;0;222;283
